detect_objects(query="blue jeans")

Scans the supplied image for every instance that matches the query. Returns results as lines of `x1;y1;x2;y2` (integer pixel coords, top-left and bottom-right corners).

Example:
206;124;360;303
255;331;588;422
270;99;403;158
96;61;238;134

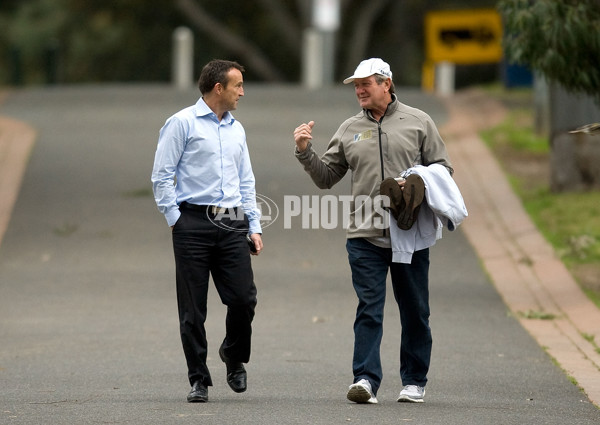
346;238;431;395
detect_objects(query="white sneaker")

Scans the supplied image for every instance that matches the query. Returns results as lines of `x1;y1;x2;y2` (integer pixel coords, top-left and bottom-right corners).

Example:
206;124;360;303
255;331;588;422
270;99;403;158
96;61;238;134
347;379;378;404
397;385;425;403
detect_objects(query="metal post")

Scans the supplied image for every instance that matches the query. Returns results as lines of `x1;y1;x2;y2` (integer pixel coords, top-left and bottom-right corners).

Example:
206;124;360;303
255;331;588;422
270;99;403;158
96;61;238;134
435;61;455;96
302;0;340;89
302;28;324;90
172;27;194;91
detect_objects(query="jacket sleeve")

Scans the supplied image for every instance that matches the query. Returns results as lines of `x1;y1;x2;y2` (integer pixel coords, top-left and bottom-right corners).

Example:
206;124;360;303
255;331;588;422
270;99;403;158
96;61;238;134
421;115;454;176
294;135;349;189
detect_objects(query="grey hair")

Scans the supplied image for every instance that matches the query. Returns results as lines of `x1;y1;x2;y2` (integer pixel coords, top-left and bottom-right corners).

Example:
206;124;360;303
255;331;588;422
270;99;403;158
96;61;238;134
374;74;395;94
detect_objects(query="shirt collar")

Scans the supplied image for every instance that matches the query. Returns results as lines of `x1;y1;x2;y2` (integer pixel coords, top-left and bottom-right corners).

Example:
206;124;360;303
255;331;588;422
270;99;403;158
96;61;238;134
195;97;236;124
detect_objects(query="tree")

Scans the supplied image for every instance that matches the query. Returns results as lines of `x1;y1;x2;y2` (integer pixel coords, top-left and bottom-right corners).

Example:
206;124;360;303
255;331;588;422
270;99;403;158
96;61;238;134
174;0;286;81
499;0;600;105
0;0;499;85
500;0;600;192
0;0;186;84
174;0;394;83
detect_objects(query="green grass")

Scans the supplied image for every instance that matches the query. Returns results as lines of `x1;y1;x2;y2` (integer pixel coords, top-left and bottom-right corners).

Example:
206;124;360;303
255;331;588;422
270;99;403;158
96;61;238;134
482;109;549;154
524;190;600;266
479;91;600;309
583;288;600;311
518;310;558;320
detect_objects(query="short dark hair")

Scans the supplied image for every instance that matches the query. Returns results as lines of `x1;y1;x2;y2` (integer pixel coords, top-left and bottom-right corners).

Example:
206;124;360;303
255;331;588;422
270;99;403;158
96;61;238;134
198;59;245;95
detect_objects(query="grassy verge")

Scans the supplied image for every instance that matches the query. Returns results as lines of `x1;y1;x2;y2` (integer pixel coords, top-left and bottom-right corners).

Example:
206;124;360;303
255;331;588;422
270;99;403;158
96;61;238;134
479;89;600;309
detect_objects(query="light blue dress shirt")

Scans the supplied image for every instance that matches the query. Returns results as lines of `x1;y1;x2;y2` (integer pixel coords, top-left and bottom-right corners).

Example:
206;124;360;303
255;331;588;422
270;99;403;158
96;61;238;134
151;97;262;234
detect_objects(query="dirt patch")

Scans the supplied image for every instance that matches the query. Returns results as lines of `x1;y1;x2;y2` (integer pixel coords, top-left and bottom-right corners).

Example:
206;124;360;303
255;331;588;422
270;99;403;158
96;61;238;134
572;264;600;293
500;149;550;192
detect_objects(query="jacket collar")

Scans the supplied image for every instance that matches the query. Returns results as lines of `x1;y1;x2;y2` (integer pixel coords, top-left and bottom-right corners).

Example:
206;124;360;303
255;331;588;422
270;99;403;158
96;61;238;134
365;93;397;122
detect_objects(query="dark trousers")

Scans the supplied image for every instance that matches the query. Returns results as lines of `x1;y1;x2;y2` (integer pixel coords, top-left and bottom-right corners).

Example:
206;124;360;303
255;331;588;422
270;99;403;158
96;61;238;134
346;238;431;395
172;204;257;387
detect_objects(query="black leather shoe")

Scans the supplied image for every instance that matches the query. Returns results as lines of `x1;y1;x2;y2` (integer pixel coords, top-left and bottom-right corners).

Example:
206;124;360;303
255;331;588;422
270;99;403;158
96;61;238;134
219;346;247;393
187;381;208;402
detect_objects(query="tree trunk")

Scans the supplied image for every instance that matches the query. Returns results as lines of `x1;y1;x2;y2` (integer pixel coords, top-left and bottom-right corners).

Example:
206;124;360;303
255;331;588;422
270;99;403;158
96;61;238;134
175;0;285;81
257;0;302;52
342;0;392;76
549;83;600;191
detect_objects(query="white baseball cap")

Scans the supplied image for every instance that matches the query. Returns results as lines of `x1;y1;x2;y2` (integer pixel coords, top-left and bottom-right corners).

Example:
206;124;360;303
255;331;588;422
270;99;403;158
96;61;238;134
343;58;392;84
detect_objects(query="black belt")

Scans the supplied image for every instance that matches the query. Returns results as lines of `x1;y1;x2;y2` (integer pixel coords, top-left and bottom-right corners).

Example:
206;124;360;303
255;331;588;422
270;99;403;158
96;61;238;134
180;202;240;216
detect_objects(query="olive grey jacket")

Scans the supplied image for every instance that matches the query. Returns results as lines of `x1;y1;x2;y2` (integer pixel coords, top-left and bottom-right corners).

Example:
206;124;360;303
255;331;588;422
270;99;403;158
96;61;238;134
295;95;453;238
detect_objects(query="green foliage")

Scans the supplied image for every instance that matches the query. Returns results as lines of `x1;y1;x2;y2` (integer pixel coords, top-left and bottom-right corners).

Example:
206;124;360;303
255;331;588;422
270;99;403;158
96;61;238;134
1;0;69;84
1;0;185;84
59;1;180;82
0;0;500;85
498;0;600;104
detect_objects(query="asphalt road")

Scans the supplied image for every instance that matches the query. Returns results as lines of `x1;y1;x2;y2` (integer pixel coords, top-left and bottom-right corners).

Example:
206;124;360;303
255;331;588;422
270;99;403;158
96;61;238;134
0;84;598;424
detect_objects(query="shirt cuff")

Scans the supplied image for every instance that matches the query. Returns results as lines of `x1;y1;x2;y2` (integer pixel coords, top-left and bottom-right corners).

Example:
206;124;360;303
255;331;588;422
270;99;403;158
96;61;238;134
165;208;181;227
294;142;312;159
249;219;262;235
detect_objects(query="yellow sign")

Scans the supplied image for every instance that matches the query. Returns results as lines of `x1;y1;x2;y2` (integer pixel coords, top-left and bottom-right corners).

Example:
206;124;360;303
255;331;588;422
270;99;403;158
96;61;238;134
425;9;503;64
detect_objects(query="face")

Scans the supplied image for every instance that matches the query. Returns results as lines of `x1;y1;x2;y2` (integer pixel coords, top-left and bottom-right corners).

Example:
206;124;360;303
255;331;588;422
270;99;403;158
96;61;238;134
353;76;391;112
219;68;244;111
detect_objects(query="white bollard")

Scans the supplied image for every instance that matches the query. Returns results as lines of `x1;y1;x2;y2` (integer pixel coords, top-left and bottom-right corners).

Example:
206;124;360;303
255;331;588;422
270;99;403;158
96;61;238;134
172;27;194;91
435;61;455;97
302;28;324;90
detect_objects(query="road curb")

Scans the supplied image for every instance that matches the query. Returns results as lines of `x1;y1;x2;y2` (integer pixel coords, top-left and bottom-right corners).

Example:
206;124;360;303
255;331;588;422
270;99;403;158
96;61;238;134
440;88;600;408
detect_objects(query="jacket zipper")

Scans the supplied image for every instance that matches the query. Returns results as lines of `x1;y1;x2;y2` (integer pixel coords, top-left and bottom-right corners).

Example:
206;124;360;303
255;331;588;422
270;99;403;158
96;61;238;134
366;107;389;238
377;121;385;181
377;119;386;236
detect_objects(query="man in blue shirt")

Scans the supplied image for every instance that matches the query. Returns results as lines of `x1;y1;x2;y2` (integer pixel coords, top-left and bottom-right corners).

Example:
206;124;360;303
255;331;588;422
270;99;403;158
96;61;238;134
152;59;263;403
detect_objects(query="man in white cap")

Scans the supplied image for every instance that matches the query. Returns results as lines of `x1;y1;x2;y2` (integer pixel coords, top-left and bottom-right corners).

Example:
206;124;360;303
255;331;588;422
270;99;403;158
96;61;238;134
293;58;453;404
